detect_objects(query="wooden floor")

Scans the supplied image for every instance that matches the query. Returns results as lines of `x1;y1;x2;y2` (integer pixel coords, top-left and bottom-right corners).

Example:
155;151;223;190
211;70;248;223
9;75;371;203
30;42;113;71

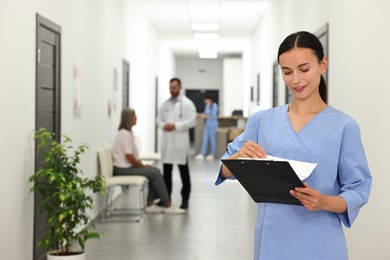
85;157;256;260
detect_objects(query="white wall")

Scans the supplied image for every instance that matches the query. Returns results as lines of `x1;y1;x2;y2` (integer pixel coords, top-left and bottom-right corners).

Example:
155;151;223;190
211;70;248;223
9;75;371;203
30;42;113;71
241;40;254;116
223;58;244;116
251;0;390;259
176;57;246;116
1;1;38;259
176;57;223;90
0;0;174;259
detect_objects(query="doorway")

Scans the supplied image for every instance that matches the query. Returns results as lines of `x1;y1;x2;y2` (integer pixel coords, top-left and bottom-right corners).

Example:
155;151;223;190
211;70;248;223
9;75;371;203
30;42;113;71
34;14;61;260
154;77;159;152
185;89;219;113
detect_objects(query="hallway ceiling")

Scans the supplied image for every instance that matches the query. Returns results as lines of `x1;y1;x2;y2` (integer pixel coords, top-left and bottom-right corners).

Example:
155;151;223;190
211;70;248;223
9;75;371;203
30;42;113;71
134;0;269;58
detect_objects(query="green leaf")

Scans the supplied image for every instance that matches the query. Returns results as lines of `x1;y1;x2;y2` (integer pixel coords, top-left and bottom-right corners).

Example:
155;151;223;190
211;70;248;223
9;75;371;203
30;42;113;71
29;128;105;253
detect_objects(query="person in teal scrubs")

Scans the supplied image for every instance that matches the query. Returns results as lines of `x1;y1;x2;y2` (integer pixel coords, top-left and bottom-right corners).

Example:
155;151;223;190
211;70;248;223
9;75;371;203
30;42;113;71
216;31;372;260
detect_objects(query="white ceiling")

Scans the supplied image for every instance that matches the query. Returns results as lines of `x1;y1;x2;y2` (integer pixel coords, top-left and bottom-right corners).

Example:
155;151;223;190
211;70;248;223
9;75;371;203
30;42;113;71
134;0;270;58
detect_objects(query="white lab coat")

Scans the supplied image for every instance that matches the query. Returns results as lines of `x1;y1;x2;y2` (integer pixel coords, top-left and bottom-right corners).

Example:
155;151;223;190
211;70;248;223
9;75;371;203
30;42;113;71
157;95;196;164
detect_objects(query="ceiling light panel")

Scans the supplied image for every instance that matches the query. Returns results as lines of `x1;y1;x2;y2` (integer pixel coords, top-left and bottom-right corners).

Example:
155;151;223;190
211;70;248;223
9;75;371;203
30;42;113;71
135;0;269;57
199;53;218;59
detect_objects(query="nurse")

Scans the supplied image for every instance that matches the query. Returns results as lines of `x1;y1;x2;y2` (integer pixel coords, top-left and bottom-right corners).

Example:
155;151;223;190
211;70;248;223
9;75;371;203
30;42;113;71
216;31;372;260
157;78;196;210
194;95;219;160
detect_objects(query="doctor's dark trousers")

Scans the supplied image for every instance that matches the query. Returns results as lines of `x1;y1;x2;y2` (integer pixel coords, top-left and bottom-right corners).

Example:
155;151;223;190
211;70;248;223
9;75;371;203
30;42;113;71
163;162;191;202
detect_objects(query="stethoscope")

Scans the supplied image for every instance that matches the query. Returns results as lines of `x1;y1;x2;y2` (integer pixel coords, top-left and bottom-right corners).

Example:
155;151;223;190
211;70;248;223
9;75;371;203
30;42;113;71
164;98;183;118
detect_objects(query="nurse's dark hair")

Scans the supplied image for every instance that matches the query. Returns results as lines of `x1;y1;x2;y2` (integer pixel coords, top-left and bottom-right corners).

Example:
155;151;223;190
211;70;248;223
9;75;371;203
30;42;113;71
204;95;213;101
277;31;327;103
118;107;136;131
170;77;181;86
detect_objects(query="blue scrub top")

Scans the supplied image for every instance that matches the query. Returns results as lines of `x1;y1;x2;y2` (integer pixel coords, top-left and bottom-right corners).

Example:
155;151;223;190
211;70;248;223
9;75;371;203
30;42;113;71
216;105;372;260
204;102;219;127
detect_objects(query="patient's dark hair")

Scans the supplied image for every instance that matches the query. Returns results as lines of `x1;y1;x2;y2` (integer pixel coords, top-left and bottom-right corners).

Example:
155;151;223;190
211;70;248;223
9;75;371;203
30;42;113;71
277;31;327;103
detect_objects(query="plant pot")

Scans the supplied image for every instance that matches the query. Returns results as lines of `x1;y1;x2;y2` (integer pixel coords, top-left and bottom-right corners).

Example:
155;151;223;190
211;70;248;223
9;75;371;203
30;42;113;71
47;251;86;260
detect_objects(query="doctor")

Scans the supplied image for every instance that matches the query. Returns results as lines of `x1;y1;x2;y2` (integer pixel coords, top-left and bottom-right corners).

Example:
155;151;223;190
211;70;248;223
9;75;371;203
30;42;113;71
157;78;196;209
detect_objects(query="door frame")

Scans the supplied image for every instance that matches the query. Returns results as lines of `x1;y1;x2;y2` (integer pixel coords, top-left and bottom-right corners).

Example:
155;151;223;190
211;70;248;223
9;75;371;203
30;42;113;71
34;13;61;260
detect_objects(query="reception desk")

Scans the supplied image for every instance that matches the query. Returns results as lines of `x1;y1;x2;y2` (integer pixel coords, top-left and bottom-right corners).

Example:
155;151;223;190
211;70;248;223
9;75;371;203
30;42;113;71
194;116;246;158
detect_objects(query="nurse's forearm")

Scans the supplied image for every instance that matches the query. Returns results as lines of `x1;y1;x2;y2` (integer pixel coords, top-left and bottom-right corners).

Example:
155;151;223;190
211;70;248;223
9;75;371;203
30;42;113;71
321;195;347;214
291;183;347;213
220;164;233;178
220;153;240;178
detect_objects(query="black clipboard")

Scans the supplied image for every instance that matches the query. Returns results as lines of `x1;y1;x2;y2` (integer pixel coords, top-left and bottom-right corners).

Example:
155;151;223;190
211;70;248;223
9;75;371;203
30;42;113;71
222;159;305;205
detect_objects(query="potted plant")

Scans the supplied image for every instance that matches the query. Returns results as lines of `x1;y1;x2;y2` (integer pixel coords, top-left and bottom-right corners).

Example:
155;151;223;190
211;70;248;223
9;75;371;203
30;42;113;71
29;128;106;259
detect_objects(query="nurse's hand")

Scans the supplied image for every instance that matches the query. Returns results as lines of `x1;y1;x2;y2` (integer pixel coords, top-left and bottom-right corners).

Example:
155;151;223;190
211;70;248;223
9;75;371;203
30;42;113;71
221;141;266;178
290;183;325;211
237;140;267;159
290;182;348;213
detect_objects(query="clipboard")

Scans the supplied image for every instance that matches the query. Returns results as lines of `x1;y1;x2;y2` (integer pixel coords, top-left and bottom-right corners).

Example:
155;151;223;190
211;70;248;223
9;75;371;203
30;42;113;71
222;159;305;205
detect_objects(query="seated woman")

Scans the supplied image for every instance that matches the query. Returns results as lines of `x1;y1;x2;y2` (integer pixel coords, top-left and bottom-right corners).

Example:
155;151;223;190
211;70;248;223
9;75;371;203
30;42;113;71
112;108;185;214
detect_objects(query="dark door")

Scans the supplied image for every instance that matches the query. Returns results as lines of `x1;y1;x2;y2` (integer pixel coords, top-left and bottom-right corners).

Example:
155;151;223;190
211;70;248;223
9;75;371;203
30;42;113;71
122;59;130;108
185;89;219;113
35;14;61;260
154;77;159;152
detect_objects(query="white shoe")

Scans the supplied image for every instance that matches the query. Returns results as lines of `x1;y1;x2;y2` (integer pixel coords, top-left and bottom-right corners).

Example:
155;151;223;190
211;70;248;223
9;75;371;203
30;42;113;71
163;205;186;214
206;155;215;160
194;154;204;160
145;204;163;213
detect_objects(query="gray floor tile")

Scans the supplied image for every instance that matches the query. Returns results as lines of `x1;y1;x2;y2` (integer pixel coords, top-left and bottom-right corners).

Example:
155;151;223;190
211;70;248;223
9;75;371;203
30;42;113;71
86;157;256;260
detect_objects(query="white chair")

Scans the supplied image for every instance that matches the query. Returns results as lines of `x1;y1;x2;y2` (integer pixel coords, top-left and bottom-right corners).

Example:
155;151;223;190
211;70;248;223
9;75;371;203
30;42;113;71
133;133;161;165
97;146;148;222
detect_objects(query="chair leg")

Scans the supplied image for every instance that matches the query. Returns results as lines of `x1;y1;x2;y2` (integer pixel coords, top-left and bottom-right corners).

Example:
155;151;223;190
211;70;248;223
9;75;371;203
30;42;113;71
139;185;144;218
108;186;115;213
100;183;148;222
101;186;113;221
